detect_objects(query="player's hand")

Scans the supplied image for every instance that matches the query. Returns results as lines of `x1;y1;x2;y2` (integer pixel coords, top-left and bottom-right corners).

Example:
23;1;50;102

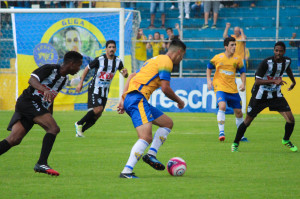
226;23;231;28
177;99;185;109
175;23;179;29
288;82;296;91
43;90;53;103
207;80;213;90
292;33;296;38
117;100;125;114
76;83;83;92
239;83;245;92
274;79;286;85
121;68;128;78
160;34;164;40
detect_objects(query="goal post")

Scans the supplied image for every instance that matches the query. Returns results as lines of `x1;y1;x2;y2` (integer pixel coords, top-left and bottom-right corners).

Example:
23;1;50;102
0;8;141;111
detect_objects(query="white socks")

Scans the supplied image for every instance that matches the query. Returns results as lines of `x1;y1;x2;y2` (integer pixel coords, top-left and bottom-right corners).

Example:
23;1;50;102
217;110;225;134
122;139;149;174
148;127;171;157
236;117;244;128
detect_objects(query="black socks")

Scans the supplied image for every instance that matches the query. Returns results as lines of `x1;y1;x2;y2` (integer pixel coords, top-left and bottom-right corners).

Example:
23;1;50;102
0;139;12;155
37;133;56;165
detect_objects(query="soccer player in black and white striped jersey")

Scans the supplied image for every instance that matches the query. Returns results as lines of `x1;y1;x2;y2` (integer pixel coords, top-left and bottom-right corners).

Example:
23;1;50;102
75;40;128;137
0;51;83;176
232;41;297;152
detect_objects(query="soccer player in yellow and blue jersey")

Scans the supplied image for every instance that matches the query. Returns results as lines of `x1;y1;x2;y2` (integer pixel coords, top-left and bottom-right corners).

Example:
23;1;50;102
117;40;186;178
206;37;247;142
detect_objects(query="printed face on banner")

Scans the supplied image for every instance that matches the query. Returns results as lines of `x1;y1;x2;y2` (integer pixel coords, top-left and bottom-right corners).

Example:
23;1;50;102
32;18;107;95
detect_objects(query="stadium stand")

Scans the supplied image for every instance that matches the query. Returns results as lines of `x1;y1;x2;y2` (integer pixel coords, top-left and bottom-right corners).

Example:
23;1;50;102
0;0;299;75
138;0;300;75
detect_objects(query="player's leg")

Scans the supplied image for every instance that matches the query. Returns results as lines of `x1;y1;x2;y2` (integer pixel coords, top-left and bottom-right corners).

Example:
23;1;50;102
280;111;297;152
142;109;172;171
232;97;263;152
0;121;27;155
216;91;226;141
33;113;60;176
120;92;154;178
149;113;173;157
75;91;106;137
81;106;104;133
230;93;248;142
1;111;33;155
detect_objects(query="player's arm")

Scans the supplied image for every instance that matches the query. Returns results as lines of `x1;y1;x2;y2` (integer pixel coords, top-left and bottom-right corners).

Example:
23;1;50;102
175;23;181;39
240;28;247;40
237;64;246;91
118;61;128;78
286;65;296;91
28;76;54;103
76;65;90;92
289;33;296;47
206;62;215;90
117;72;137;114
30;65;59;102
120;68;128;78
239;72;246;91
161;80;184;109
255;59;286;86
223;23;230;38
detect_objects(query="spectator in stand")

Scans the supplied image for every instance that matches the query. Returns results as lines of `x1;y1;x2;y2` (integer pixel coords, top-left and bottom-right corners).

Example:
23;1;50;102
146;32;166;57
202;1;220;29
166;23;181;49
149;0;165;28
223;23;247;68
121;2;136;9
166;23;181;73
79;1;95;8
191;1;203;18
289;33;300;71
178;0;190;19
170;2;176;10
232;1;256;7
135;28;147;71
45;1;59;8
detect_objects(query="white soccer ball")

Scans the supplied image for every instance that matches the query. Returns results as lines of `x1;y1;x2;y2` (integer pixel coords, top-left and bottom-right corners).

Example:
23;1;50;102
167;157;187;176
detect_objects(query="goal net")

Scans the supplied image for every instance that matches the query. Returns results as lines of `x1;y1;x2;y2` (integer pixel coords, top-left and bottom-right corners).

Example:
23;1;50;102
0;8;140;111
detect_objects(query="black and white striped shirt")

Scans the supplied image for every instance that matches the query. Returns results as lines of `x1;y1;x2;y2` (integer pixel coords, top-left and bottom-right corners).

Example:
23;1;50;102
22;64;68;108
252;56;291;100
88;54;124;98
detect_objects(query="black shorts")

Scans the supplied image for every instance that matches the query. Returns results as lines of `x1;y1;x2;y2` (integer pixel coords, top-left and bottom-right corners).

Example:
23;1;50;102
7;96;49;132
247;97;291;118
88;90;108;109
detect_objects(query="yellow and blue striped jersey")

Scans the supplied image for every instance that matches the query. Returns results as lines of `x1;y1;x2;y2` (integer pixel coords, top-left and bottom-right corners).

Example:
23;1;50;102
124;55;173;100
208;52;245;93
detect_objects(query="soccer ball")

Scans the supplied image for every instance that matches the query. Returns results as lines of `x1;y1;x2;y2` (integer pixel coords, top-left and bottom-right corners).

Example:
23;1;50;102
167;157;187;176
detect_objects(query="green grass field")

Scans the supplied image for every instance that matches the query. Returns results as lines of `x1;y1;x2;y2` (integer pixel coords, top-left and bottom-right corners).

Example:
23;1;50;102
0;111;299;199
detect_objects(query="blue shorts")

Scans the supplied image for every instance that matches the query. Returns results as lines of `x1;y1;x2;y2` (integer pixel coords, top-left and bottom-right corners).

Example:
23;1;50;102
124;91;164;128
216;91;242;109
150;2;165;14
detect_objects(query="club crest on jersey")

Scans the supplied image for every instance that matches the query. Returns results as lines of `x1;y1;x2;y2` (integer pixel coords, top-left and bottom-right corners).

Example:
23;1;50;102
33;43;58;67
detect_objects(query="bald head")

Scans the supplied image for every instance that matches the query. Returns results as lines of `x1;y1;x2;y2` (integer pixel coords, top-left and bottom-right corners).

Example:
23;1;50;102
234;27;241;37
